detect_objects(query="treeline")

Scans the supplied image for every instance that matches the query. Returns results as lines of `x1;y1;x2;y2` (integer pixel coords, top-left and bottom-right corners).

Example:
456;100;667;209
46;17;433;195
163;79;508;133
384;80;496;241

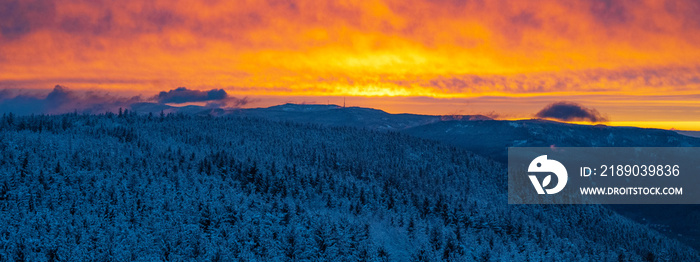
0;113;696;261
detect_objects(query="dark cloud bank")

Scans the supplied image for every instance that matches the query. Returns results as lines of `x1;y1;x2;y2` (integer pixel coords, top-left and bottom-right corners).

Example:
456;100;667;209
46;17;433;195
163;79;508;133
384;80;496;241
0;85;140;115
535;101;607;122
156;87;227;103
0;86;249;115
154;87;250;107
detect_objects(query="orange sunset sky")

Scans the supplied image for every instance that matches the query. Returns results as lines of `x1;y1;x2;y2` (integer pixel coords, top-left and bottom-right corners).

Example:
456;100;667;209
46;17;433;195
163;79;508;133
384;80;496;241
1;0;699;130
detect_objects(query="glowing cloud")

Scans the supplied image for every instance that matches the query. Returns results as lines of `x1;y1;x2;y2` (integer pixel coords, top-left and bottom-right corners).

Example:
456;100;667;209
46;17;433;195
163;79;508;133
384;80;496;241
0;0;699;125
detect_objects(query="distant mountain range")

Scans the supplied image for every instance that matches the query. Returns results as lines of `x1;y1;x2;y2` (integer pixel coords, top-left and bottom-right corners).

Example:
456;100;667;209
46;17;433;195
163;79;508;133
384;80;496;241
404;119;700;162
131;102;491;131
132;102;700;162
676;130;700;138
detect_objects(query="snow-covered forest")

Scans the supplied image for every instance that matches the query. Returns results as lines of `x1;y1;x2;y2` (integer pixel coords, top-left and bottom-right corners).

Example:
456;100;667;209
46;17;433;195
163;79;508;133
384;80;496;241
0;112;696;261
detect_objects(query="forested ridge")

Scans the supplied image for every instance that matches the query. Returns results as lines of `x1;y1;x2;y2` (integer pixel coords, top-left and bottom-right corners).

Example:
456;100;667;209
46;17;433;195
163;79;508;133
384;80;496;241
0;112;696;261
